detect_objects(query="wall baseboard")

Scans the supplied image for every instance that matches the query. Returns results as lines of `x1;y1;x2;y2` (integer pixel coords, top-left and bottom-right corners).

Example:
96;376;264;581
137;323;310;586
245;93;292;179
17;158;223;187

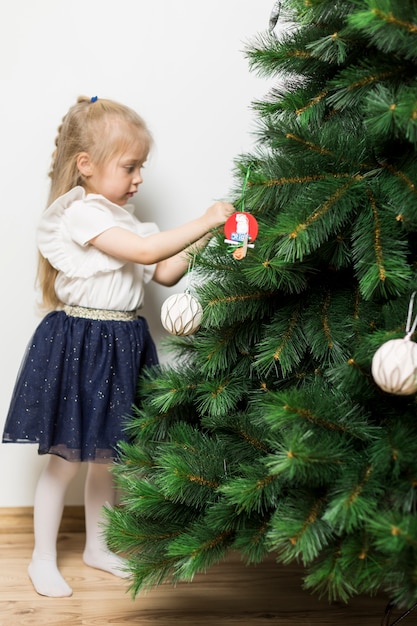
0;506;85;534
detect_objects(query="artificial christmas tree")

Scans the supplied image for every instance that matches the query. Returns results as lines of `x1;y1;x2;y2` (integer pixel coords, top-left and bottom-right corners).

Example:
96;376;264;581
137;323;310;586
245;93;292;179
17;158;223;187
106;0;417;619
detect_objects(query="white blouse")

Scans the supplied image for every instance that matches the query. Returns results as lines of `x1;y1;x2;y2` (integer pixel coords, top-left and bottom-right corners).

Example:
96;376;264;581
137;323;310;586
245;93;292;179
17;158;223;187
37;186;159;311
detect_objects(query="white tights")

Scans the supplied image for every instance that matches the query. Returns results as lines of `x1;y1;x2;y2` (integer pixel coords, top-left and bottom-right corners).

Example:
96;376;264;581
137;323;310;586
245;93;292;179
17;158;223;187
28;455;128;598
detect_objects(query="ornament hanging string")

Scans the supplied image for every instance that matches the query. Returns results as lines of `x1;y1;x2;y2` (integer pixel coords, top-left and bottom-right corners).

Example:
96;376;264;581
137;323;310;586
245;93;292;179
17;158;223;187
240;165;251;213
184;254;196;295
404;291;417;339
269;0;282;35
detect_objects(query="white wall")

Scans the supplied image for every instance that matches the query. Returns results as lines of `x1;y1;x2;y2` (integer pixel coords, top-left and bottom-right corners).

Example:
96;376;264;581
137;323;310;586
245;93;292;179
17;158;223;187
0;0;274;506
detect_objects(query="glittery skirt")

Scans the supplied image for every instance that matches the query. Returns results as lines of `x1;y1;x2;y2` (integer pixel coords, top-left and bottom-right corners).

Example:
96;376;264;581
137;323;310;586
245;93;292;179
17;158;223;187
2;310;158;462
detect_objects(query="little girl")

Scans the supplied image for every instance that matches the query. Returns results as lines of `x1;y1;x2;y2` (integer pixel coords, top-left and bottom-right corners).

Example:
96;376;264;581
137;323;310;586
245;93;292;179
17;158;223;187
2;95;234;598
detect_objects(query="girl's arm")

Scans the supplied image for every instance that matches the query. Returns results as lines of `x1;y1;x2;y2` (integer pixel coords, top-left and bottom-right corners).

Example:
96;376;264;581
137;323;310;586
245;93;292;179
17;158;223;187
152;233;211;286
89;201;234;273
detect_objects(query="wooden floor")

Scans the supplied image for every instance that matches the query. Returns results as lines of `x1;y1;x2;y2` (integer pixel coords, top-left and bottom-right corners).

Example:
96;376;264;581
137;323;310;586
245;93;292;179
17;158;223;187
0;507;401;625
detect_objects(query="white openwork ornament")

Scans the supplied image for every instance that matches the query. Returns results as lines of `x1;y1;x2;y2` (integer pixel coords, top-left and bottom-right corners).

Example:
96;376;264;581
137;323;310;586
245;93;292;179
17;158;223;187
371;292;417;395
160;290;203;336
160;256;203;336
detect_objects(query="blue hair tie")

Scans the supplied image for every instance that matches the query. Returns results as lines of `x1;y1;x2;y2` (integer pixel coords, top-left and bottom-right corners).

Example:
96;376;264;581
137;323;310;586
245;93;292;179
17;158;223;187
90;96;98;103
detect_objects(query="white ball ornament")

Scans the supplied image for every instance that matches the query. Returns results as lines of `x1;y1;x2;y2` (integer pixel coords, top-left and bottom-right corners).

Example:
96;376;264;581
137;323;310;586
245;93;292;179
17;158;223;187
371;337;417;395
160;292;203;336
371;291;417;396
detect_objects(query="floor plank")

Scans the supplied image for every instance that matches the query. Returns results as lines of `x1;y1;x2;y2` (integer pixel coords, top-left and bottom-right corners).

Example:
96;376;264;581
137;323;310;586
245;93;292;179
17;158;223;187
0;512;396;625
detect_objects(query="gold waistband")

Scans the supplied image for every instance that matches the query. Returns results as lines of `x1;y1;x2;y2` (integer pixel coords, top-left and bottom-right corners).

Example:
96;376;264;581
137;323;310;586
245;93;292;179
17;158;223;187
63;305;139;321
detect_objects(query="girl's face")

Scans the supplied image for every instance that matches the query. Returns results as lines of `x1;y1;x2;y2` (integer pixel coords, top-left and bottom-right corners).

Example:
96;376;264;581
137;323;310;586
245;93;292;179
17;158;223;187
82;138;148;206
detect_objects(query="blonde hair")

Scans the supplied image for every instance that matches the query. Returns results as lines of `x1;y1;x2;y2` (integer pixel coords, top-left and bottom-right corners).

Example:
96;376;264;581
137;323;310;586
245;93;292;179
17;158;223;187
37;96;152;310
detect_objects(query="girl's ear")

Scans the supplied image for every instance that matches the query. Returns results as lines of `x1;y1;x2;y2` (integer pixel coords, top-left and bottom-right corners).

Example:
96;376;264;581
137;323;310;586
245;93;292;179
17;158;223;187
77;152;93;177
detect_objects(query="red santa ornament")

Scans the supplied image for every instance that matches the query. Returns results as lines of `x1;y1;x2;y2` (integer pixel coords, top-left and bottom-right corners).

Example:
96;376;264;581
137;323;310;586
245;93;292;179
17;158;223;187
224;211;258;259
371;292;417;395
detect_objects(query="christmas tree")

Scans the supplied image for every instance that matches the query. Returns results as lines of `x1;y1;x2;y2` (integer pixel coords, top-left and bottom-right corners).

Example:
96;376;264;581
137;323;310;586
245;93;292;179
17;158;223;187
106;0;417;613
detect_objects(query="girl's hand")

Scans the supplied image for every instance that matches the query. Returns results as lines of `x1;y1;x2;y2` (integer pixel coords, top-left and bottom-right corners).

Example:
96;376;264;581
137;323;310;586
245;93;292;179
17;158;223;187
204;201;235;229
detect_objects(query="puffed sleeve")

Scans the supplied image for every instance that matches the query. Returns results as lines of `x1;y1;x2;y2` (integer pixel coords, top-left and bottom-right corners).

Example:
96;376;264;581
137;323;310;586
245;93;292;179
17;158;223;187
64;199;117;246
37;187;159;280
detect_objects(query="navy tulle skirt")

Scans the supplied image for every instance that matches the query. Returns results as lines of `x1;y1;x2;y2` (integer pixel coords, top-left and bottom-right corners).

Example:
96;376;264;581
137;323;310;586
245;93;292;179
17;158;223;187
2;310;158;462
